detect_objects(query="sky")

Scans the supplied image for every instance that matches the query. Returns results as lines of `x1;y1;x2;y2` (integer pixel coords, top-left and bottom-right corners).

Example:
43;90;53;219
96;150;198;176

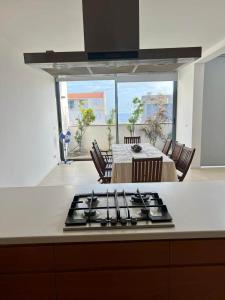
67;80;173;120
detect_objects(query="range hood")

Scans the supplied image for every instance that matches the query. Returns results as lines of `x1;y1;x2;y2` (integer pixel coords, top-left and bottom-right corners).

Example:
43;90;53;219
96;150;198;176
24;0;202;78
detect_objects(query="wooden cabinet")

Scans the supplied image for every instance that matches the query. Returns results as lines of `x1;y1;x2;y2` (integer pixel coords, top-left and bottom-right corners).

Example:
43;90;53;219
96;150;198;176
0;245;55;300
1;238;225;299
0;273;55;300
171;239;225;266
55;241;170;271
170;239;225;299
170;266;225;300
55;241;170;299
56;268;169;300
0;245;54;274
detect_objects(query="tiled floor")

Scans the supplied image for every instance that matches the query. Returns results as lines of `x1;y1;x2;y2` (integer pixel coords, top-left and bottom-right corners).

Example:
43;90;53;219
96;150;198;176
40;161;99;186
39;161;225;186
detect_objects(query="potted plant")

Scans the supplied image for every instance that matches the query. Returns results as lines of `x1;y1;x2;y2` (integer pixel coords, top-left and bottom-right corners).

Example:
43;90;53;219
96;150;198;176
106;108;115;151
141;104;168;146
74;102;95;152
127;97;144;136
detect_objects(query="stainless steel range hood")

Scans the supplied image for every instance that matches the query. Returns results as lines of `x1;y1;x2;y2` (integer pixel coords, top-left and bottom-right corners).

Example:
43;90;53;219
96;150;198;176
23;0;202;78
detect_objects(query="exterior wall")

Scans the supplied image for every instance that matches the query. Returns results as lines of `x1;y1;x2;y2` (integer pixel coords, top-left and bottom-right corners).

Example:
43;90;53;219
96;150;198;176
0;36;59;187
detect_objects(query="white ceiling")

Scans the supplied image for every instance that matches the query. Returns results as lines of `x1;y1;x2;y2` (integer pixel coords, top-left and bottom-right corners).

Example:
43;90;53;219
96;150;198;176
0;0;225;53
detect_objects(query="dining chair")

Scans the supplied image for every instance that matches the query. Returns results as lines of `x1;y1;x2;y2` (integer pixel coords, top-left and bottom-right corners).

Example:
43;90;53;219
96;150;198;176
124;136;141;144
170;142;185;165
132;157;163;182
90;150;111;183
93;140;112;163
176;146;196;181
92;142;112;171
162;139;172;155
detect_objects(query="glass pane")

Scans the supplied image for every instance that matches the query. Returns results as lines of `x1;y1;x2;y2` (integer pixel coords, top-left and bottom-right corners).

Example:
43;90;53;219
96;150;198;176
60;80;116;159
117;81;174;148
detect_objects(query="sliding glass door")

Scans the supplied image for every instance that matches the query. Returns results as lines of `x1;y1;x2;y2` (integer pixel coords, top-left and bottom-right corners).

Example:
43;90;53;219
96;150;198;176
59;80;116;159
58;77;176;160
117;81;175;149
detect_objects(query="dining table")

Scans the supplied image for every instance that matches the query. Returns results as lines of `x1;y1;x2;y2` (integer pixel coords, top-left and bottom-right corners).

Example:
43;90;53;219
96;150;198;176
111;143;178;183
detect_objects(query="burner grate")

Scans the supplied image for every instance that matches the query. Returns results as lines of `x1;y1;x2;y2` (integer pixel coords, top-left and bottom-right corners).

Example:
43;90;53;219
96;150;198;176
64;189;173;230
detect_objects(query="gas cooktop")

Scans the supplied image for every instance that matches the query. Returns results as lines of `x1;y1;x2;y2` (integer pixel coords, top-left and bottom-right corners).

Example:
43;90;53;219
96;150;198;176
64;189;174;231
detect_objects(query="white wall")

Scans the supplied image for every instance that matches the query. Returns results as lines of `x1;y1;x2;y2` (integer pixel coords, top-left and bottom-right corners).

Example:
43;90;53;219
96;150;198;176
0;0;84;52
140;0;225;52
1;0;225;54
191;64;205;167
177;63;195;146
201;56;225;166
0;36;59;187
176;63;205;167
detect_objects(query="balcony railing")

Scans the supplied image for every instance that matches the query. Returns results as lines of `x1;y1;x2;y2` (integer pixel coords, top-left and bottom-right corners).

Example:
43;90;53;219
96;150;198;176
67;122;172;159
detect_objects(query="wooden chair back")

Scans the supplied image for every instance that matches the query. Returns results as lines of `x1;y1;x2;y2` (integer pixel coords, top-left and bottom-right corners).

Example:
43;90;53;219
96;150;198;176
92;142;106;169
162;139;172;155
124;136;141;144
171;142;184;164
90;150;104;177
176;146;196;181
132;157;163;182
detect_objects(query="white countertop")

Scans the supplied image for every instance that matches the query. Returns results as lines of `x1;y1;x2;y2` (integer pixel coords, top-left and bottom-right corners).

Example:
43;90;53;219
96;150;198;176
1;181;225;245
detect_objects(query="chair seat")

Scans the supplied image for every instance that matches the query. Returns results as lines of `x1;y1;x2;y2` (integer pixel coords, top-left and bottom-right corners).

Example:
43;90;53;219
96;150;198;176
100;169;112;183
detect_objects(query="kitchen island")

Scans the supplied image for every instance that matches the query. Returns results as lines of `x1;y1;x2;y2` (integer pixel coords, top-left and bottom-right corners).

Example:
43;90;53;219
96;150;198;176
1;181;225;299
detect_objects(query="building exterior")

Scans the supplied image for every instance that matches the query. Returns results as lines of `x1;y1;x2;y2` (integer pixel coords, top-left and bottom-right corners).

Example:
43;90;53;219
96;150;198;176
67;92;106;125
141;93;173;122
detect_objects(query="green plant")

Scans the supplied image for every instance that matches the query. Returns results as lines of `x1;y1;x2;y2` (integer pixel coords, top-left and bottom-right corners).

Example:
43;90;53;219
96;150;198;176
141;104;168;146
127;97;144;136
74;102;95;152
106;108;115;151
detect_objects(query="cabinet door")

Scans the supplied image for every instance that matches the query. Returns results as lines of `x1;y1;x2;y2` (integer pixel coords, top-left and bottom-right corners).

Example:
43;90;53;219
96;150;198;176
0;245;54;273
56;268;169;300
171;239;225;266
170;266;225;300
0;273;55;300
54;241;170;271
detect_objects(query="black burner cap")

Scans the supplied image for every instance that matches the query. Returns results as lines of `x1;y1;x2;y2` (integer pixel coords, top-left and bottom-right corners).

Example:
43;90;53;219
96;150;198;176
131;194;149;203
84;210;96;217
141;207;150;215
110;218;117;226
131;218;137;225
120;218;127;226
100;219;107;226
